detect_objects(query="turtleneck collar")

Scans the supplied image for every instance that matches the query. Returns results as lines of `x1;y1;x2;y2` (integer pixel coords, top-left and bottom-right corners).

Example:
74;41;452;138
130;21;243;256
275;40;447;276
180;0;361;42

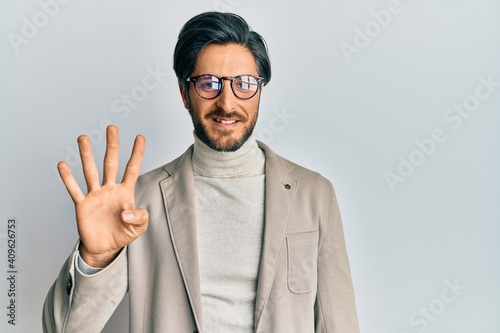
192;132;265;178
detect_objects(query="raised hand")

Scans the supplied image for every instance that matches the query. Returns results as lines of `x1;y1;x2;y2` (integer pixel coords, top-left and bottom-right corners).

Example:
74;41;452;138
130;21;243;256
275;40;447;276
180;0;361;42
57;125;148;268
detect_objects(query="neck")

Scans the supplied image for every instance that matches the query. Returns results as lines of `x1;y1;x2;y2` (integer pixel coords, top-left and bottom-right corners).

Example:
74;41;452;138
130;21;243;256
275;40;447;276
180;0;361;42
192;133;265;178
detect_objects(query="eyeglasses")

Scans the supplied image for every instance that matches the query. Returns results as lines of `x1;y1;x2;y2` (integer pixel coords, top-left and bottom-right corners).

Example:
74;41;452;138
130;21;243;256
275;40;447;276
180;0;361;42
186;74;265;100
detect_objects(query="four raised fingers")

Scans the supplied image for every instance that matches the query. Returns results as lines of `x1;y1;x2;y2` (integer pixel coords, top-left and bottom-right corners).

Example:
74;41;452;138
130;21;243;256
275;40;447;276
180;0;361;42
60;125;145;195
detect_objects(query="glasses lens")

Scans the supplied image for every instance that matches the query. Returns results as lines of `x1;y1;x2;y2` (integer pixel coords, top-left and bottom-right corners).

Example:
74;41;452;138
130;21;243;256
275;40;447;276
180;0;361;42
195;75;221;99
233;75;259;99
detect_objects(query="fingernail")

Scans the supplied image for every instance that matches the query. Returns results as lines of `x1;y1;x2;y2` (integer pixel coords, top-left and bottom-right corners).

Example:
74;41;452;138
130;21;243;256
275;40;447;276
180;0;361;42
123;211;135;222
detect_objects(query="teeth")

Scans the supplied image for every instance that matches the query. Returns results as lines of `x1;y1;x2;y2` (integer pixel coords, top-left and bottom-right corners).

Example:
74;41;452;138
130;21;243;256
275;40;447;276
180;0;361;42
215;118;237;124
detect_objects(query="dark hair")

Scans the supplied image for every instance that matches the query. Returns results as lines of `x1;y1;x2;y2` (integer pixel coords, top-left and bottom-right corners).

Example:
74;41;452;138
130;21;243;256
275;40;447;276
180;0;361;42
173;12;271;89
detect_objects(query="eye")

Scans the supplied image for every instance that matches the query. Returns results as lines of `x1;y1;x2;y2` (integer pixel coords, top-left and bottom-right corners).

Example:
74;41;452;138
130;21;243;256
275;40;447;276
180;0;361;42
235;76;257;90
198;76;221;90
236;82;250;90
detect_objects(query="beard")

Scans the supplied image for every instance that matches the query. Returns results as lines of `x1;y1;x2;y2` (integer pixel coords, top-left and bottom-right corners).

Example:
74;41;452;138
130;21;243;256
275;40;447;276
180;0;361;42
189;107;258;152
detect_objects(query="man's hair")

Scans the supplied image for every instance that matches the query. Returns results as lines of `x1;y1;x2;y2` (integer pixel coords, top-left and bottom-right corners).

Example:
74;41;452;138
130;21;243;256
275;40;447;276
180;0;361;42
173;11;271;89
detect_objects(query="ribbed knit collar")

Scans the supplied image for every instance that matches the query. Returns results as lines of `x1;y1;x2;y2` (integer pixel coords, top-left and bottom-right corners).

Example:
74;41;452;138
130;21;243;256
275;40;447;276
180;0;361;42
192;133;265;178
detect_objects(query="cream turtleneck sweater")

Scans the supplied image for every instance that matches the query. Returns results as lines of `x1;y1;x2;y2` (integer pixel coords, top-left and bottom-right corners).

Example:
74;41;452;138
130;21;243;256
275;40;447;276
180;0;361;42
192;133;266;333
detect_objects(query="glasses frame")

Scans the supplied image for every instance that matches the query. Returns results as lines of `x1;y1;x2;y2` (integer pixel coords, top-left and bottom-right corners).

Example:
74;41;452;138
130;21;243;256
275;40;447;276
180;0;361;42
186;74;265;100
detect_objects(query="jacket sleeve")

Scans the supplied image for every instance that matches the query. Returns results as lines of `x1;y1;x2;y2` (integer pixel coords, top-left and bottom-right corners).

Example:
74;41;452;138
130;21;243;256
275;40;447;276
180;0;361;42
314;182;360;332
42;243;128;333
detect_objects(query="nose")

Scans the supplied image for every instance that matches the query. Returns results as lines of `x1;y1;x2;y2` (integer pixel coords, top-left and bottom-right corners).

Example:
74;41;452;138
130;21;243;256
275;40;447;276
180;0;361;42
215;79;237;111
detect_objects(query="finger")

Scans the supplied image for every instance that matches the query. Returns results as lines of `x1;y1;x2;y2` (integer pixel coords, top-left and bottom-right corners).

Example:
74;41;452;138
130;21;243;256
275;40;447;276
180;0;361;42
102;125;120;185
78;135;101;192
57;161;85;203
121;135;146;186
121;208;149;227
121;208;149;237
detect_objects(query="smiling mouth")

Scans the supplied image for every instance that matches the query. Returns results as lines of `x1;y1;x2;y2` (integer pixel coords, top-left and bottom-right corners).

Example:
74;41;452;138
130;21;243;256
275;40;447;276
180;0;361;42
214;118;238;125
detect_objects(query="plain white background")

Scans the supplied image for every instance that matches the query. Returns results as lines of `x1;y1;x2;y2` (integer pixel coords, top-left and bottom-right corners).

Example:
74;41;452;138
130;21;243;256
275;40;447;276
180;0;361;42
1;0;499;332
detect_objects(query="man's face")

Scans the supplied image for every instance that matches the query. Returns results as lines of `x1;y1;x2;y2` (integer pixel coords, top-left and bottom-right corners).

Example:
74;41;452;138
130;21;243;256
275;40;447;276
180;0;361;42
179;43;262;152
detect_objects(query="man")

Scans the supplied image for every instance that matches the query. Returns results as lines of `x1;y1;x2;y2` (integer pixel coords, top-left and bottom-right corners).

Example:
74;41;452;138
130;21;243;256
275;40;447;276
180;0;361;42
43;11;359;333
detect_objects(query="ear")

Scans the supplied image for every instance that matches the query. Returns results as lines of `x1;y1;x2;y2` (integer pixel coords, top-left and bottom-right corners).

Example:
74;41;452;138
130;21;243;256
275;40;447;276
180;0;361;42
178;83;191;110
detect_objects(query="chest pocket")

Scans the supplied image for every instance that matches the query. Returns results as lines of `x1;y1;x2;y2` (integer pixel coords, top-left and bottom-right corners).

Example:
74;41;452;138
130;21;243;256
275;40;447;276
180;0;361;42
286;230;319;294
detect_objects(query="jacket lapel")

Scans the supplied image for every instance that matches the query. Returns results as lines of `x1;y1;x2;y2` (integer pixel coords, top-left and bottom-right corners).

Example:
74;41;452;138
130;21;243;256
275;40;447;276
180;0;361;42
159;146;203;330
254;142;297;329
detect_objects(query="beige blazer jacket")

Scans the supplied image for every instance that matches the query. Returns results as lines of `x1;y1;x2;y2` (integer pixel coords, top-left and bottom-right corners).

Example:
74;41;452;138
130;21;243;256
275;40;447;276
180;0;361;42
43;142;359;333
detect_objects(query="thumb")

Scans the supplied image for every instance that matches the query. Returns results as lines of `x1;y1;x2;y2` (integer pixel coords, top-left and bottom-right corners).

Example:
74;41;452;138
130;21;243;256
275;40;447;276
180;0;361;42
121;208;149;227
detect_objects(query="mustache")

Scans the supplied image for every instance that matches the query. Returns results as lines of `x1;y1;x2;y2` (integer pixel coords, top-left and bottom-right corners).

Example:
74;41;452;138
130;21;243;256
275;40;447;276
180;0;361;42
205;109;247;121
